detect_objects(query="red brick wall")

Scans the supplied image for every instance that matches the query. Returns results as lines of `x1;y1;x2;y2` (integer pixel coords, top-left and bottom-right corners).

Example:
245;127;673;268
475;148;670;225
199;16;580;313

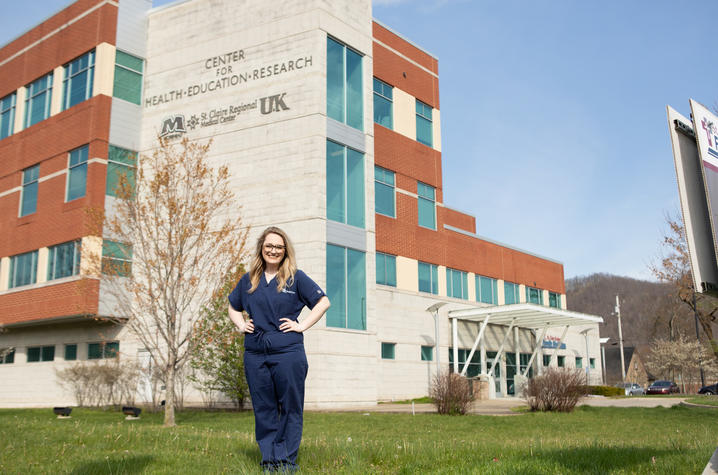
0;279;100;325
443;206;476;234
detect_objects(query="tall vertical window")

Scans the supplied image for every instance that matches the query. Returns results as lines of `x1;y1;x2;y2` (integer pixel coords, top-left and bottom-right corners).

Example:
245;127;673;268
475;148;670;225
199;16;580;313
9;250;38;288
416;99;433;147
476;275;498;304
327;37;362;130
418;261;438;294
576;357;583;369
590;358;596;369
113;51;143;105
504;281;520;305
381;343;395;360
326;140;364;228
0;92;16;139
63;50;95;110
102;240;133;277
374;166;395;217
67;145;89;202
64;344;77;361
446;267;468;299
373;77;392;129
526;286;543;305
24;73;53;128
417;182;436;230
543;354;551;367
326;244;366;330
548;291;561;308
106;145;137;197
375;252;396;287
519;353;534;378
557;355;565;367
47;241;81;281
20;164;39;217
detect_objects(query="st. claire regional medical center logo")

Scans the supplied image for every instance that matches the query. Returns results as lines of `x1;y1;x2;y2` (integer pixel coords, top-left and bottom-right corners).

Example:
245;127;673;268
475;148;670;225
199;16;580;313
701;116;718;159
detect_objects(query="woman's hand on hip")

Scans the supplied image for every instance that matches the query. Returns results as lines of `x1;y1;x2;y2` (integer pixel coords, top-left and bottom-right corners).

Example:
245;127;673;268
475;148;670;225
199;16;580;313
243;319;254;334
279;318;303;333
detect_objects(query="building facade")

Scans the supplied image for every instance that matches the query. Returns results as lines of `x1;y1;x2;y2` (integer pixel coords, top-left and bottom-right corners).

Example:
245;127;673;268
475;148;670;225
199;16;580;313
0;0;602;407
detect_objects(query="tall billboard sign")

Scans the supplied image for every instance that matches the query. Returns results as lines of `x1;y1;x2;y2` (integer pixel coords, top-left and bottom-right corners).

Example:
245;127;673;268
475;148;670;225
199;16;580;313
667;103;718;293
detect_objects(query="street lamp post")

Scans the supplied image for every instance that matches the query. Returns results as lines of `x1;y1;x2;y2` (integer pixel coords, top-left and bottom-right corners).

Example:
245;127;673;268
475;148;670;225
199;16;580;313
426;302;448;377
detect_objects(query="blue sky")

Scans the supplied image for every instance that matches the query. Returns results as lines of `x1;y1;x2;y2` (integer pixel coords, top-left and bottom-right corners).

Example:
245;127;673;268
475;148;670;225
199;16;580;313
3;0;717;280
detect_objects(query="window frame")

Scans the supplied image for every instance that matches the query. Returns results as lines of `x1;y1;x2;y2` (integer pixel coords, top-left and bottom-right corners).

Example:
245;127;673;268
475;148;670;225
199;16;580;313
27;345;55;363
9;250;38;289
504;281;520;305
62;50;95;111
326;244;366;330
548;291;561;308
526;286;544;305
326;37;363;130
476;275;498;304
372;77;393;129
102;240;133;277
418;261;439;295
446;267;469;300
326;140;365;228
66;145;89;202
20;164;40;217
47;240;82;281
88;341;119;360
421;345;433;361
417;181;436;230
64;344;78;361
106;145;137;197
0;92;16;139
24;72;53;128
381;342;396;360
375;252;397;287
416;99;433;147
374;165;395;218
113;50;144;105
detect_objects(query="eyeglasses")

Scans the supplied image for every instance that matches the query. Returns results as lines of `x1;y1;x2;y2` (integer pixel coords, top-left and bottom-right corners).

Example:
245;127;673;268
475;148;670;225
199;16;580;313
263;243;286;252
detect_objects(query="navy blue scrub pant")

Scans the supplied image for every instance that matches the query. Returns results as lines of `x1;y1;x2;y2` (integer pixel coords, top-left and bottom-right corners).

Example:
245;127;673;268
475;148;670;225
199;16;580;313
244;346;308;468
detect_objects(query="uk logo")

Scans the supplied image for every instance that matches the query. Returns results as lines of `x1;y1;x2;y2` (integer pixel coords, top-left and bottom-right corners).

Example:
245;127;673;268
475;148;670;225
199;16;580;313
159;114;187;138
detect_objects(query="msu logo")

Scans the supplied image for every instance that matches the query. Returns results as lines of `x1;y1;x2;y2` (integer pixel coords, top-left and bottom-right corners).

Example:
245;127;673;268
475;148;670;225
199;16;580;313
159;114;187;138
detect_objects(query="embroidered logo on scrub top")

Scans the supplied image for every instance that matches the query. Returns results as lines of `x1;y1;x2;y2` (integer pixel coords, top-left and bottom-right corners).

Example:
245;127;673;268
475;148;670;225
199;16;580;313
281;288;296;294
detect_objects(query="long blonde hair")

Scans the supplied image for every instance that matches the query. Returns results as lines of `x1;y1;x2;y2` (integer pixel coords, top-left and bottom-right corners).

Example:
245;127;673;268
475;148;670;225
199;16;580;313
248;226;297;293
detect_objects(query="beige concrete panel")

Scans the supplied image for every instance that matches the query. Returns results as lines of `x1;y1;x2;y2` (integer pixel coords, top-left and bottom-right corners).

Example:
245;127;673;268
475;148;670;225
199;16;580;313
542;289;549;307
467;272;476;301
497;279;505;305
93;43;116;98
50;66;64;116
396;255;418;292
80;236;103;276
519;284;526;303
13;87;25;133
0;257;9;291
392;88;415;140
437;265;447;296
36;248;48;284
432;108;441;152
561;293;567;310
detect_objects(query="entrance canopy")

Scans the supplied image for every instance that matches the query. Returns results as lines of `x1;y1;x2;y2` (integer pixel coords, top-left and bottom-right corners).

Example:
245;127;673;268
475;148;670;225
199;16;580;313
449;303;603;329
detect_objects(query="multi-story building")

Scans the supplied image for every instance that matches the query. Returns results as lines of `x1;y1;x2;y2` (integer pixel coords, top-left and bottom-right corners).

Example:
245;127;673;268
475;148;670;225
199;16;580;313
0;0;602;407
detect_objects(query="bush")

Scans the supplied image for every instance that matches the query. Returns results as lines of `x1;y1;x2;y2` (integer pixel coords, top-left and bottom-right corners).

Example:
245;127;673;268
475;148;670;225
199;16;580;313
56;359;140;407
587;385;624;397
524;368;587;412
429;371;474;415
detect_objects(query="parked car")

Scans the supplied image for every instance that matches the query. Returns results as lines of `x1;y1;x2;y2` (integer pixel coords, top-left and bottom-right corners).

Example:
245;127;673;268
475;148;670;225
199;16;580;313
646;380;679;395
698;383;718;395
615;382;645;396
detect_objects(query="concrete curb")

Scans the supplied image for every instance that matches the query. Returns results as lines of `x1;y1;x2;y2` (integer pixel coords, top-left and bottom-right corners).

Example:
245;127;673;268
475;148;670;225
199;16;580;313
703;447;718;475
680;401;718;409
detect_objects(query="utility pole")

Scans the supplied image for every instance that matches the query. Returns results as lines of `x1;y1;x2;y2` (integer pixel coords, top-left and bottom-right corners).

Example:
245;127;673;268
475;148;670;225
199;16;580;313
615;295;626;381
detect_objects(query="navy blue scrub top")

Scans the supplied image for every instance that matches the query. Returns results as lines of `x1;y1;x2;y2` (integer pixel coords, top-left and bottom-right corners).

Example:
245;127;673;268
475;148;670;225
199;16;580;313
228;270;326;352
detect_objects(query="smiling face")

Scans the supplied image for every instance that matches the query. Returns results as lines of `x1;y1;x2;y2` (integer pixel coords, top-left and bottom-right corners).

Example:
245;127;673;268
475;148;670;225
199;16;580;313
262;232;286;269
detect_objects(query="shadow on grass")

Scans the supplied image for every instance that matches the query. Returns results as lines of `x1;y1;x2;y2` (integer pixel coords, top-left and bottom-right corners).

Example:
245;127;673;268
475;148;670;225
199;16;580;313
539;446;688;472
69;455;154;474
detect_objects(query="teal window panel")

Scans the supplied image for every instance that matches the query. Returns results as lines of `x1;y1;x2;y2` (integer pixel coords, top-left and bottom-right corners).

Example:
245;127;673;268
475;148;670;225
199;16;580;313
543;354;551;367
47;241;81;281
325;244;346;328
416;99;433;147
102;240;133;277
9;250;38;288
476;275;498;304
519;353;534;378
417;182;436;229
421;345;433;361
504;282;520;305
113;51;143;105
327;38;344;123
88;343;102;360
447;268;468;299
418;261;438;294
373;77;393;129
63;50;95;110
346;47;363;130
381;342;395;359
576;357;583;369
326;245;366;330
1;92;16;139
449;348;481;377
346;148;364;227
64;344;77;361
88;341;119;360
24;73;53;128
106;145;137;197
590;358;596;369
326;37;363;131
374;165;395;217
557;356;565;368
526;286;543;305
376;252;396;287
347;249;366;330
67;145;89;201
20;164;39;217
326;141;364;228
548;291;560;308
27;346;54;362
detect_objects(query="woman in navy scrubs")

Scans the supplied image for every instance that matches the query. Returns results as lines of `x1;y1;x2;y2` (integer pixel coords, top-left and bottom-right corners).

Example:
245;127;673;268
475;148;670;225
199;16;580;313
228;226;330;472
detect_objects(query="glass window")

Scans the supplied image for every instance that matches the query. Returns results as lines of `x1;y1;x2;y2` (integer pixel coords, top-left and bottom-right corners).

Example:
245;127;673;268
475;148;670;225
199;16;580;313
374;166;395;217
519;353;534;378
590;358;596;369
576;357;583;369
557;356;565;368
327;37;362;130
549;291;560;308
375;252;396;287
20;164;39;217
542;354;551;367
504;281;520;305
47;241;81;281
88;341;119;360
417;181;436;229
526;286;543;305
446;267;468;299
106;145;137;197
476;275;498;304
373;77;392;129
381;342;395;360
64;344;77;361
421;345;433;361
0;92;16;139
113;51;143;105
9;250;38;288
326;244;366;330
416;99;433;147
24;73;53;128
418;261;438;294
0;349;15;364
102;240;133;277
326;140;364;228
63;50;95;110
449;348;481;377
27;345;55;362
67;145;89;201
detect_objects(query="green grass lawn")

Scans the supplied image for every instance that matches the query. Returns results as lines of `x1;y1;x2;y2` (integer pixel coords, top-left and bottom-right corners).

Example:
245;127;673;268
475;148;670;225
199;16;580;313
684;395;718;407
1;405;716;474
